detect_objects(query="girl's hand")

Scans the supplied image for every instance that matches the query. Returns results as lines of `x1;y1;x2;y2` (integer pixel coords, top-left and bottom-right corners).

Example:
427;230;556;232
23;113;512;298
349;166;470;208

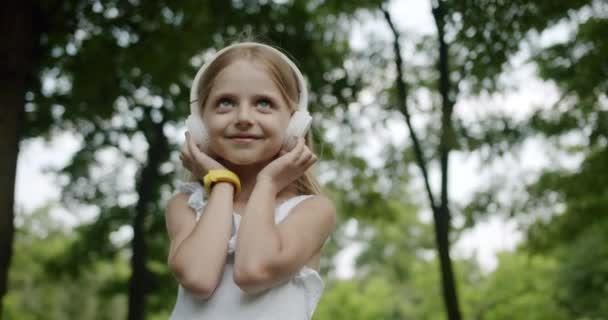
180;131;225;178
257;137;317;193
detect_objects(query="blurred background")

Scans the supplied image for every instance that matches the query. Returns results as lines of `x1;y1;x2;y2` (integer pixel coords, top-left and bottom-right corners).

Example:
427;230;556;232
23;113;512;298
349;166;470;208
2;0;607;319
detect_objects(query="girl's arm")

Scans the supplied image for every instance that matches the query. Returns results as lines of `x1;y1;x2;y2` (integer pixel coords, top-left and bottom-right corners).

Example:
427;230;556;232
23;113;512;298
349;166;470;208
233;178;335;294
165;182;235;299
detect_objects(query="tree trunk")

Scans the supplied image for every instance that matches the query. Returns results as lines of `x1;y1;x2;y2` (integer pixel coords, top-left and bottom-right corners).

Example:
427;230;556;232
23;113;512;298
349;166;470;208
432;206;461;320
383;2;462;319
433;0;462;319
0;2;36;317
127;114;168;320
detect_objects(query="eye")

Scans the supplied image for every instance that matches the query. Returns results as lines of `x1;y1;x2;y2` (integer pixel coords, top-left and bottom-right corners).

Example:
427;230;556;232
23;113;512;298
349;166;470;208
256;98;272;109
217;97;235;109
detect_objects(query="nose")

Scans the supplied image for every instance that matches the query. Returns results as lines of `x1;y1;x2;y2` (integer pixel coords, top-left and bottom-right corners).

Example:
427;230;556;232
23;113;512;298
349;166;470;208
235;103;254;128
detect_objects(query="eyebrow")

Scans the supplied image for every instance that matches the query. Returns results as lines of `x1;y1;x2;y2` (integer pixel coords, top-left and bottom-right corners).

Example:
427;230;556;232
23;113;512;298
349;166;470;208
209;91;285;103
208;92;238;100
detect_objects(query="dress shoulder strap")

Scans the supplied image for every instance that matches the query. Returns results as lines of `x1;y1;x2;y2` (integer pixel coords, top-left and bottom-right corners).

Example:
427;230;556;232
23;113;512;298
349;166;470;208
175;180;206;220
275;195;315;223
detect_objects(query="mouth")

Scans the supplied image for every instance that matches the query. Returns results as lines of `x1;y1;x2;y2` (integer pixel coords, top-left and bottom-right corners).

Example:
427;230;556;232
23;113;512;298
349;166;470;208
228;135;262;144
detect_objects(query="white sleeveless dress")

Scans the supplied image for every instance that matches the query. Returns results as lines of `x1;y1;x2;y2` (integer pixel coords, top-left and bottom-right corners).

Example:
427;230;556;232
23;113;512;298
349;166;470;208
169;181;325;320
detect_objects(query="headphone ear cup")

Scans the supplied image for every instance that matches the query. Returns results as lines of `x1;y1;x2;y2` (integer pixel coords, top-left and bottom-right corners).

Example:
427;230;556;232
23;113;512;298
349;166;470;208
283;111;312;150
185;115;210;151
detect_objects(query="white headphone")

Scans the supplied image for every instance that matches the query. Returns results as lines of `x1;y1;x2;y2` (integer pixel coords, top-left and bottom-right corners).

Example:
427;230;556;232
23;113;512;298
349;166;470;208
185;42;312;151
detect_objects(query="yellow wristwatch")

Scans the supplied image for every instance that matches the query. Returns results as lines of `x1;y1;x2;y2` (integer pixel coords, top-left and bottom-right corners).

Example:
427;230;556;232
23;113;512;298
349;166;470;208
202;169;241;194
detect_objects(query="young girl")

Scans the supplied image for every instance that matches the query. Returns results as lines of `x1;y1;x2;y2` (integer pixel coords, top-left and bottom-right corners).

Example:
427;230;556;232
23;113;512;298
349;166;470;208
165;41;336;319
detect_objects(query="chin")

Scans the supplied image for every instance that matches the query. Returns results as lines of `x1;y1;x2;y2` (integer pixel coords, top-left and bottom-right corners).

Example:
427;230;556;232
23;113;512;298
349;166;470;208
225;158;258;166
225;157;268;167
213;143;278;163
222;152;276;167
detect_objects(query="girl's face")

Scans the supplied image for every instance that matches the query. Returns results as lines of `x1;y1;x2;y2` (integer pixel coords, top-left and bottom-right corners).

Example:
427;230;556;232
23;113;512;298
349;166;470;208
201;59;293;166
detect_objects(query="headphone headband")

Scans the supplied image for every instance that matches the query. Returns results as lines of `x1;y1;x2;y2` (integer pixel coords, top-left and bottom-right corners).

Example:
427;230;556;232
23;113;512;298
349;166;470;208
189;42;309;117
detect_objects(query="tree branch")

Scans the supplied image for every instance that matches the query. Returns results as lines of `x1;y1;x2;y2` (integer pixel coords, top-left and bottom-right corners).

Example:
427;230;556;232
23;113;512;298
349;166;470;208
432;0;454;211
381;5;437;211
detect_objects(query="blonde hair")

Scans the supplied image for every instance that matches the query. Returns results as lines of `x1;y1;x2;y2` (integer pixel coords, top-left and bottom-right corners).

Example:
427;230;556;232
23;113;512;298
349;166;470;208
189;42;322;195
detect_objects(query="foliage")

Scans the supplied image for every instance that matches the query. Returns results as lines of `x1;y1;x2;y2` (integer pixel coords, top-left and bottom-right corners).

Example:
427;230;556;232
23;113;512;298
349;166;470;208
314;276;404;320
3;204;128;319
467;252;567;320
454;1;608;318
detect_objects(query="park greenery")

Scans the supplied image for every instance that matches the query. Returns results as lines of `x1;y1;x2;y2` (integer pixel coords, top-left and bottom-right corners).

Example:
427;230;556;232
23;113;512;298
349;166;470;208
2;0;606;319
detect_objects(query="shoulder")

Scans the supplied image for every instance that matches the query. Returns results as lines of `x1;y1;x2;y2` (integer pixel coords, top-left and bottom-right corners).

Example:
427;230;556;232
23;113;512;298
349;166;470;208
165;192;197;225
165;192;198;242
166;192;191;213
291;194;336;226
281;189;334;209
303;194;335;211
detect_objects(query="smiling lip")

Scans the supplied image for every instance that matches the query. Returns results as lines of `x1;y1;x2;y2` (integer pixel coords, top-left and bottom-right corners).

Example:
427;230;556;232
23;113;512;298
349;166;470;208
229;135;261;144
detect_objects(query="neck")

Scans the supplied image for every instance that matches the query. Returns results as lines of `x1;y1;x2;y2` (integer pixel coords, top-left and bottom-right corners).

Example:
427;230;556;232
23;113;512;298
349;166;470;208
220;161;297;205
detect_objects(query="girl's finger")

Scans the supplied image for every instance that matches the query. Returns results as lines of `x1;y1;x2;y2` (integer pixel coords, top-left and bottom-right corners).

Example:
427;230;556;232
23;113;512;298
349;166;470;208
186;131;200;159
289;137;306;161
302;154;317;172
181;147;192;165
180;137;190;157
296;150;313;166
187;131;213;166
306;153;317;168
183;132;193;156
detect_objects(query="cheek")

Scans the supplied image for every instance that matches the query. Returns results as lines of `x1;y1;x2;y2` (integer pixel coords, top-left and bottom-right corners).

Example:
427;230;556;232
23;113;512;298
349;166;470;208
203;118;224;139
268;124;289;149
203;124;227;155
266;141;283;157
271;114;292;136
